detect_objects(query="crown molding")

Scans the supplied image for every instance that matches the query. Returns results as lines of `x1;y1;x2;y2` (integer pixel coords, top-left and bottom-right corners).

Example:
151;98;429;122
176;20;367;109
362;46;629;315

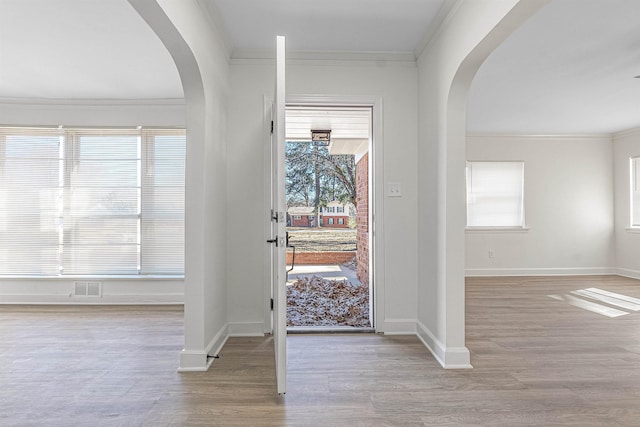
195;0;234;60
466;132;612;141
414;0;460;59
230;48;416;66
613;127;640;140
0;97;185;107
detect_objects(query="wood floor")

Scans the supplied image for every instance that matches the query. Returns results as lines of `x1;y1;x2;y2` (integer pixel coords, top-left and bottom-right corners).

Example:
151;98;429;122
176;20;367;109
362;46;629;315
3;276;640;426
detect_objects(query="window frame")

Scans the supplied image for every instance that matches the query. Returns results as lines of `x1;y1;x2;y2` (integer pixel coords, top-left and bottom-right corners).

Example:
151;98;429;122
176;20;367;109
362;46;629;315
630;156;640;229
465;160;527;231
0;126;186;278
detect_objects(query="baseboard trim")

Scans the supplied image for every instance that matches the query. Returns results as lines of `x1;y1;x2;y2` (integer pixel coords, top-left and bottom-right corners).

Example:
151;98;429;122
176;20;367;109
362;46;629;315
0;294;184;305
465;267;615;277
615;268;640;280
416;321;472;369
178;323;229;372
380;318;417;335
228;322;265;337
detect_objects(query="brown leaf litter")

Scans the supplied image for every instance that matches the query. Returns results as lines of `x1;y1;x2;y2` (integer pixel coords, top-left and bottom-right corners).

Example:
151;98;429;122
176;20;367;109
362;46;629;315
287;275;370;327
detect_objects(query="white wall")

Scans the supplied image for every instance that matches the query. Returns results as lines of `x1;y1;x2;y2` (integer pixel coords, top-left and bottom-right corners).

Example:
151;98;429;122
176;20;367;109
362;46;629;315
614;128;640;279
132;0;230;371
0;99;185;128
226;57;419;334
466;135;614;276
416;0;549;368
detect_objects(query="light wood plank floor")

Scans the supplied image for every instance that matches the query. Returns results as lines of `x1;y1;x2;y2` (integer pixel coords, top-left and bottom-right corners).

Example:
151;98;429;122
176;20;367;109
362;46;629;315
2;275;640;426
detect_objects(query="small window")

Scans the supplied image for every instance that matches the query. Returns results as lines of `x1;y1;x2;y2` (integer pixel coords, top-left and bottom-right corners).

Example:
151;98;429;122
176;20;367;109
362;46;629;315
466;161;524;227
327;206;335;213
293;215;301;220
631;157;640;227
338;218;344;224
337;206;344;213
328;218;334;225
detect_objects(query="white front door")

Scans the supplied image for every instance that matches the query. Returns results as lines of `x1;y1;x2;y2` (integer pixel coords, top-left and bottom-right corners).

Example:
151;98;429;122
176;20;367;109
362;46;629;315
269;35;287;395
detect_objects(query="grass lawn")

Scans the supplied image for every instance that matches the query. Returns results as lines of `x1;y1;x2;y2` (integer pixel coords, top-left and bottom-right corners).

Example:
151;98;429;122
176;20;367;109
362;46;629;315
286;227;356;252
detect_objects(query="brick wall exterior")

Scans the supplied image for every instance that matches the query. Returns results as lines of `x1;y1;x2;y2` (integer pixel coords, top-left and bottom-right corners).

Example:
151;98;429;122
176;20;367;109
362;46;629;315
320;216;349;228
356;153;369;286
291;215;314;227
286;251;355;265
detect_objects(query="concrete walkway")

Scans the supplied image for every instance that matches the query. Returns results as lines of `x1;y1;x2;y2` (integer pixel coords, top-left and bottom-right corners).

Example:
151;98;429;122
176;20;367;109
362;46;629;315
286;264;359;285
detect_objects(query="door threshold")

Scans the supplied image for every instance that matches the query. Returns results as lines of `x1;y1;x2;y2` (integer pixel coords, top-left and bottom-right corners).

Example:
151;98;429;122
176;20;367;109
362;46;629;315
287;326;375;334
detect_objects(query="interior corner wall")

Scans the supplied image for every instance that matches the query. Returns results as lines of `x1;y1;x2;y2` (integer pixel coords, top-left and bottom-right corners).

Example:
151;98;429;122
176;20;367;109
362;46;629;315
226;59;419;334
466;135;615;276
416;0;548;368
139;0;230;370
613;129;640;279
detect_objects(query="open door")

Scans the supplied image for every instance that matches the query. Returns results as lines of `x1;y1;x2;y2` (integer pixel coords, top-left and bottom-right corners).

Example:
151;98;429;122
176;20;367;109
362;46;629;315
268;35;287;395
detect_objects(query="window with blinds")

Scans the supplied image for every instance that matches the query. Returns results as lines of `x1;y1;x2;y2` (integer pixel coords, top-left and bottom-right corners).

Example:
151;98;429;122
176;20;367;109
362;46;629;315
0;126;185;276
631;157;640;227
466;161;525;228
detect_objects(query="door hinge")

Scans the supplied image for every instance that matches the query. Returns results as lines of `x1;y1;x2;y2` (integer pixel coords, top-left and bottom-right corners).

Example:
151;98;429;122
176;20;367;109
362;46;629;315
270;298;274;310
271;120;274;134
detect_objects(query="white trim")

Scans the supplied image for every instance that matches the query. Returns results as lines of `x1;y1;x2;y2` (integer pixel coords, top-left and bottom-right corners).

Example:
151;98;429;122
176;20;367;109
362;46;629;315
194;0;233;59
465;267;615;277
415;0;461;60
613;127;640;140
0;294;183;305
381;319;417;335
0;97;185;107
178;324;229;372
625;227;640;233
466;133;612;141
231;49;416;65
414;0;459;58
228;322;265;337
284;94;384;333
263;96;274;334
616;268;640;280
416;321;472;369
465;226;530;233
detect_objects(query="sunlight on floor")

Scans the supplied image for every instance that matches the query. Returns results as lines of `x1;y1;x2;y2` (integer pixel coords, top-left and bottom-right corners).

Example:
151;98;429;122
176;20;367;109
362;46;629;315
548;287;640;318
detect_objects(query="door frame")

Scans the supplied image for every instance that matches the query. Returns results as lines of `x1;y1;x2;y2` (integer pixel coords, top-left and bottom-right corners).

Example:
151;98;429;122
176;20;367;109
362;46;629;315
263;94;385;333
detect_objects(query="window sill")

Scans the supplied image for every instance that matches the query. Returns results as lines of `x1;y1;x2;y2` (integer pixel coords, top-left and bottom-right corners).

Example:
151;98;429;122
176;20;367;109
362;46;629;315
625;227;640;234
0;275;184;281
465;226;530;233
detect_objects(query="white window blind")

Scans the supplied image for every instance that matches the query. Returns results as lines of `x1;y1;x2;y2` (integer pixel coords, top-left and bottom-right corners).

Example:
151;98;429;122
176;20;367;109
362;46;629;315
631;157;640;227
0;128;62;275
0;126;185;277
141;129;185;274
466;161;525;227
64;129;141;275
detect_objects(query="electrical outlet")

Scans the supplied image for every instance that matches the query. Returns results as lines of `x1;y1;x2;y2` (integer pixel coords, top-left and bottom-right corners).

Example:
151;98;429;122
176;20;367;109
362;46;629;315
488;249;495;258
387;182;402;197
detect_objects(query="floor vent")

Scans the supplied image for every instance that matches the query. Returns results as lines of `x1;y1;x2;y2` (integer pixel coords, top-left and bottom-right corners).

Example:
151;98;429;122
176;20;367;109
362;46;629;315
74;281;102;297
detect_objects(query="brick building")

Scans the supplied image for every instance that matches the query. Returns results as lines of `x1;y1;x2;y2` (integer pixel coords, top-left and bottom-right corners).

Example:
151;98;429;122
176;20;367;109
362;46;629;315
319;201;350;228
287;206;316;227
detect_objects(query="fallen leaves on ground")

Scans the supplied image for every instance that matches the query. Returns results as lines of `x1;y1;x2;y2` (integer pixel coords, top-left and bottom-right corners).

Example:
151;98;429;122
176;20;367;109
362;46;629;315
287;275;370;327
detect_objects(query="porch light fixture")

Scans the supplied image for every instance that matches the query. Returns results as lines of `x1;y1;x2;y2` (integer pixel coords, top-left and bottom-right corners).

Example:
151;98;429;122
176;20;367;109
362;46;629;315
311;129;331;146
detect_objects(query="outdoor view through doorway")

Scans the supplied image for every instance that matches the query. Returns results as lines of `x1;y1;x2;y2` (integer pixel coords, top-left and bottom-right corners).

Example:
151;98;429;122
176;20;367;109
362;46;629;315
285;106;373;329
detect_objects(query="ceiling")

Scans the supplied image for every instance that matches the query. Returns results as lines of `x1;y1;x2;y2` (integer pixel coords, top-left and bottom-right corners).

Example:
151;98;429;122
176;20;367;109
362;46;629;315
208;0;446;54
286;107;371;140
467;0;640;134
0;0;183;99
0;0;639;134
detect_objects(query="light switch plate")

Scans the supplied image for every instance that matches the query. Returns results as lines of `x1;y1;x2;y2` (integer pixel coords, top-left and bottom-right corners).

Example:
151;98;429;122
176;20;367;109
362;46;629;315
387;182;402;197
